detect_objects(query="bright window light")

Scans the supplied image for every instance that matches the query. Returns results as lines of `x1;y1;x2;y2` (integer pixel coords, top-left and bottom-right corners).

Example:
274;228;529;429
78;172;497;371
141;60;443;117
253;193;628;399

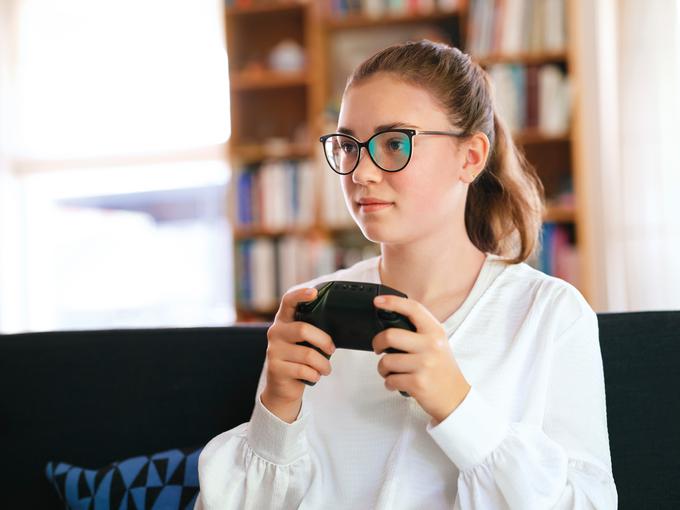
15;0;230;159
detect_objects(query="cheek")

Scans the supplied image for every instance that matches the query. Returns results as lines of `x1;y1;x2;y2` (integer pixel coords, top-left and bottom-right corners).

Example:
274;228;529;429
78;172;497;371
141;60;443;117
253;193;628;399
391;165;451;207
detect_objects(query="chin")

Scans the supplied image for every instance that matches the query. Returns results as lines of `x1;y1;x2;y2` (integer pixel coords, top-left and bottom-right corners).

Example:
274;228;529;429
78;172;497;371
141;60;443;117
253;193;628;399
358;222;407;245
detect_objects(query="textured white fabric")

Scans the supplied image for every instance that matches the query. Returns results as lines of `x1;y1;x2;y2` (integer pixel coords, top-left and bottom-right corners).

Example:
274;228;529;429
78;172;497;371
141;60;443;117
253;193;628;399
196;254;617;509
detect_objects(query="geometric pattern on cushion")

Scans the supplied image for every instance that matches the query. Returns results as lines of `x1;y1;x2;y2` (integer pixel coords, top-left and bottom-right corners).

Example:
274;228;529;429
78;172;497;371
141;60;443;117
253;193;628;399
45;446;202;510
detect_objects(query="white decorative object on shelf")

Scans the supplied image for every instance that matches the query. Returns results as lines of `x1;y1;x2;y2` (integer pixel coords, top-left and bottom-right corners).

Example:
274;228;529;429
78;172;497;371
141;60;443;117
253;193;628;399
269;39;306;73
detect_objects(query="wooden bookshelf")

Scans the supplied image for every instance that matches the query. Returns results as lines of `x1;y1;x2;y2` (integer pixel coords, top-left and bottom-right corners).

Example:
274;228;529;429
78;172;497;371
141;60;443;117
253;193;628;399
476;50;569;66
323;10;465;30
230;70;310;91
226;0;588;321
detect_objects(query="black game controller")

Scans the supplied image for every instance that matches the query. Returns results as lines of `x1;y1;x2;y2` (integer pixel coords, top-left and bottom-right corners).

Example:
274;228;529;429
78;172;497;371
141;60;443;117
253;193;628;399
294;280;417;397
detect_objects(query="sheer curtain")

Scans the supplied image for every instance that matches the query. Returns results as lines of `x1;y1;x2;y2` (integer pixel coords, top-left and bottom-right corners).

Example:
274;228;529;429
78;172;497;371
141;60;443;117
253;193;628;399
572;0;680;312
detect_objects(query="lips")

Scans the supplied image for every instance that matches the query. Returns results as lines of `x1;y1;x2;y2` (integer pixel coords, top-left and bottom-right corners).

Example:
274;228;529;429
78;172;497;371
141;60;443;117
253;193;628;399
356;197;393;205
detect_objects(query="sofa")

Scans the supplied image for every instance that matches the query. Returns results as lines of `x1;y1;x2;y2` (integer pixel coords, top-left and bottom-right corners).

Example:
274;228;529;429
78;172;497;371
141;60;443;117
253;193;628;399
1;312;678;509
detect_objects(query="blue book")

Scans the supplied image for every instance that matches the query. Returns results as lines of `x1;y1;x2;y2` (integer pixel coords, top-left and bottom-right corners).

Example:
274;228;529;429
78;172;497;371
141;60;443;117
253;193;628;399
239;240;252;306
539;222;555;275
237;170;251;226
510;64;527;130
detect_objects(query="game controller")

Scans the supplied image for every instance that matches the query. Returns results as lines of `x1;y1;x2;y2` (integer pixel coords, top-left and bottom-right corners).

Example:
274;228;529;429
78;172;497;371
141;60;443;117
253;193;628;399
294;280;417;397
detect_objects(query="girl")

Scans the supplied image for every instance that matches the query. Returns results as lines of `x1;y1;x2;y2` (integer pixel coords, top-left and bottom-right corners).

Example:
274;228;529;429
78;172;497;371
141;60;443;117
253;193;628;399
196;40;617;509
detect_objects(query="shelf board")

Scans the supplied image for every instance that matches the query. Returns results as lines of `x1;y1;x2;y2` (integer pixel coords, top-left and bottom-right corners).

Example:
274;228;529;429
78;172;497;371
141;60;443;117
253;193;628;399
226;2;306;16
513;129;570;145
544;204;575;223
236;305;277;319
233;225;318;239
233;223;358;240
230;143;312;163
475;50;568;66
231;70;309;91
324;9;461;30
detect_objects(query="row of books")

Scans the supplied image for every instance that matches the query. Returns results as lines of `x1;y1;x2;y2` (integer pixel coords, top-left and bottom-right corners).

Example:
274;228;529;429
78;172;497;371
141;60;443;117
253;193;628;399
467;0;566;57
236;160;315;230
487;63;571;135
325;0;462;17
237;225;579;312
528;221;579;284
236;158;354;231
235;236;380;311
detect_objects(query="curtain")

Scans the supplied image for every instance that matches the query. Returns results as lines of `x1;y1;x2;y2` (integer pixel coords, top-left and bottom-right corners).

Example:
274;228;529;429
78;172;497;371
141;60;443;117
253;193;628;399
572;0;680;312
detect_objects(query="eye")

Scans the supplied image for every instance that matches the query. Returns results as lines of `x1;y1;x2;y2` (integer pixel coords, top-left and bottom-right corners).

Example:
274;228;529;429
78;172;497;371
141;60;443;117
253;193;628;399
386;138;406;152
341;142;357;154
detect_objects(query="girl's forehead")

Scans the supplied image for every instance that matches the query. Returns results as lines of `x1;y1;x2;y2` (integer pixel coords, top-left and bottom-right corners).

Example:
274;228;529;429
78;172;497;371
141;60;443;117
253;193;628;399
339;79;448;132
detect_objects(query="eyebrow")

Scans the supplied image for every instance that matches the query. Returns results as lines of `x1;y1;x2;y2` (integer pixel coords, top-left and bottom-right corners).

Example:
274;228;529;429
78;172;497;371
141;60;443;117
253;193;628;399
336;122;418;136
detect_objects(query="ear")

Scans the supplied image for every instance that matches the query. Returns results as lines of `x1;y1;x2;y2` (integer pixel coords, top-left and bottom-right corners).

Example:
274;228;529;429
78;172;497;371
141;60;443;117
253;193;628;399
460;132;491;184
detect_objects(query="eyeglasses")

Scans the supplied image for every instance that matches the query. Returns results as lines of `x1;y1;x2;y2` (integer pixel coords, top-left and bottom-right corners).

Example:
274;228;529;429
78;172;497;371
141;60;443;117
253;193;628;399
319;128;467;175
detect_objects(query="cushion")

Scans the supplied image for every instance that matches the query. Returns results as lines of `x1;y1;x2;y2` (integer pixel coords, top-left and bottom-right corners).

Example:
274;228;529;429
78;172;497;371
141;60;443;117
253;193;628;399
45;446;202;510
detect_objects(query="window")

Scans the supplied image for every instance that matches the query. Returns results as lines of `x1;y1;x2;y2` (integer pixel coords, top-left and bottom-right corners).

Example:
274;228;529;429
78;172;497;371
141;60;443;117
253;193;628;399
1;0;234;332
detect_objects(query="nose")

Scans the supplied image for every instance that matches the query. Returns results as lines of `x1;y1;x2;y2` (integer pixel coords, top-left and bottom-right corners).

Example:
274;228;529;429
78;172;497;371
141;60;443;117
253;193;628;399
351;146;383;185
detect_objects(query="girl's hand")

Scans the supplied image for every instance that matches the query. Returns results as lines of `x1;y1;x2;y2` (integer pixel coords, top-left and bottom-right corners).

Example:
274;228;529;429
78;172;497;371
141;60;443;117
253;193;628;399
372;295;472;425
261;287;336;423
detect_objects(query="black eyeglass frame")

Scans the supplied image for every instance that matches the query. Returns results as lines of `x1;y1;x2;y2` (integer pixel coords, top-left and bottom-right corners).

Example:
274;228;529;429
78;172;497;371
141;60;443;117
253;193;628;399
319;128;468;175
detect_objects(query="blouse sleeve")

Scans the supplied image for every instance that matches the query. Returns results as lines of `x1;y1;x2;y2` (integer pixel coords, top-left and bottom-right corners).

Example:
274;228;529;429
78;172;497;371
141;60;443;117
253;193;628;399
425;295;618;509
194;360;316;510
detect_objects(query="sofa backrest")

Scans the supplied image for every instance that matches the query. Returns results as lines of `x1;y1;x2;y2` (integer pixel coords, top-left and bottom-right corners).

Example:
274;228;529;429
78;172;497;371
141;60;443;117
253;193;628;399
1;311;679;509
0;325;269;508
597;311;680;509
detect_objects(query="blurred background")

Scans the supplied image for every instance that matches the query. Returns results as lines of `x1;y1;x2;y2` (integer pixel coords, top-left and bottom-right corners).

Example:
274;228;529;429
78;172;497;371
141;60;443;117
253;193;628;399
0;0;678;333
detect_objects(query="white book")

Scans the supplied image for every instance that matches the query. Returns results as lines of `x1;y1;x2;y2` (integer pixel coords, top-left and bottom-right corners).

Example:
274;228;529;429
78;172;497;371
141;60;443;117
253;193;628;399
363;0;385;18
278;235;301;296
478;0;493;56
281;162;294;228
276;162;288;229
297;160;316;227
529;0;544;53
259;162;273;229
267;162;279;230
251;238;276;310
266;161;286;230
322;160;350;227
488;64;521;133
538;65;570;134
544;0;566;51
501;0;525;54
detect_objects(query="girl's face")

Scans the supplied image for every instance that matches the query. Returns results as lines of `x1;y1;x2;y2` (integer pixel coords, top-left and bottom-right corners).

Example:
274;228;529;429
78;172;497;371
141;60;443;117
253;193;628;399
336;73;478;245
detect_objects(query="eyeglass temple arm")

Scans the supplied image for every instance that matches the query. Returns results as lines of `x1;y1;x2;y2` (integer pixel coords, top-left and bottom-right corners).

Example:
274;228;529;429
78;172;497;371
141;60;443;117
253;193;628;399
415;130;467;138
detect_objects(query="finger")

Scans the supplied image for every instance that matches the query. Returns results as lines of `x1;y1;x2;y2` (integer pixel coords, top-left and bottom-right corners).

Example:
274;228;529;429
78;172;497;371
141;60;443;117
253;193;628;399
377;352;418;378
384;373;413;393
276;287;318;323
273;358;322;385
282;343;333;376
372;327;424;354
279;320;336;357
373;295;438;334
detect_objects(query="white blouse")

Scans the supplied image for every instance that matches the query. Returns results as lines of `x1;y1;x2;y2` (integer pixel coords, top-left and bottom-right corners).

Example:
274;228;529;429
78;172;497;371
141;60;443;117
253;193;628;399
196;253;617;509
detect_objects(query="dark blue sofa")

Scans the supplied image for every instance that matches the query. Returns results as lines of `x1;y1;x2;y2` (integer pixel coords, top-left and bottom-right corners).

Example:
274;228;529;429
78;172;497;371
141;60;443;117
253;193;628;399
0;312;678;509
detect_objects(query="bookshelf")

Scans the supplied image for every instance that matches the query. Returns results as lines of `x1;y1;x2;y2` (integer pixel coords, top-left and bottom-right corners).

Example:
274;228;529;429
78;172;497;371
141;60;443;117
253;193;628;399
226;0;587;322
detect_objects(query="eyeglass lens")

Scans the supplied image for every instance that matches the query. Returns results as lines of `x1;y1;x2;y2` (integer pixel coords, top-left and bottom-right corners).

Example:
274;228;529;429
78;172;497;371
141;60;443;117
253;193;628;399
323;131;412;174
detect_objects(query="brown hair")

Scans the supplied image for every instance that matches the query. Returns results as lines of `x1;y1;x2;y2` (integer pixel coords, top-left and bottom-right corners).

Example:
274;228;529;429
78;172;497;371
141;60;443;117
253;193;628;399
344;40;546;264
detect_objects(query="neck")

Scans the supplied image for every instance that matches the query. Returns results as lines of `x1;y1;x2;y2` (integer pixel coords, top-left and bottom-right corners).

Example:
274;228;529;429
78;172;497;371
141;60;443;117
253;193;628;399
378;231;487;311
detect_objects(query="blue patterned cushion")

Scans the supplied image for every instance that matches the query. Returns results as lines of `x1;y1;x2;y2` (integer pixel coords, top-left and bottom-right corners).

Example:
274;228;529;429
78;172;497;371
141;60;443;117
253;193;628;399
45;446;202;510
